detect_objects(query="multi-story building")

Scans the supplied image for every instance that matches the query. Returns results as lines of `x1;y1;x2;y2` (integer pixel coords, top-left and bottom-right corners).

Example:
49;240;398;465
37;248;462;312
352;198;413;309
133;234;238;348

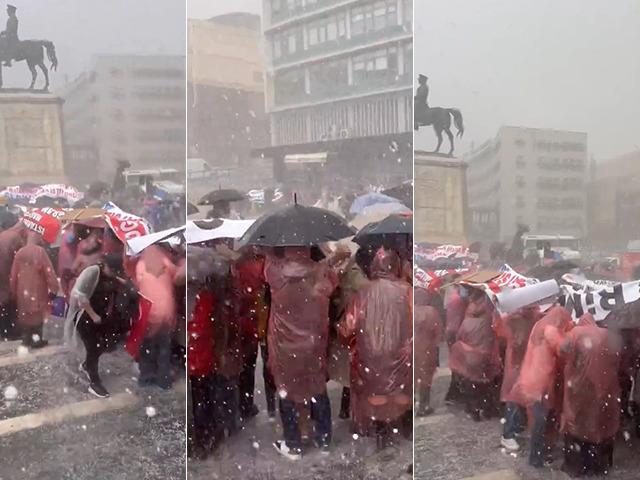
60;55;185;184
188;13;270;183
589;150;640;250
257;0;413;187
464;126;588;242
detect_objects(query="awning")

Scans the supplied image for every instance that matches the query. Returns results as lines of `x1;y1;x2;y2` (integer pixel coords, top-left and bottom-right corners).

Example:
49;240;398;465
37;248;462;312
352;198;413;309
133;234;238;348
284;152;328;164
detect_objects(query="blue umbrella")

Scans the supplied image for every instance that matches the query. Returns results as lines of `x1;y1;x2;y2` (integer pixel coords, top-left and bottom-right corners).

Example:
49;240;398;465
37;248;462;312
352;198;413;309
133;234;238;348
349;192;399;215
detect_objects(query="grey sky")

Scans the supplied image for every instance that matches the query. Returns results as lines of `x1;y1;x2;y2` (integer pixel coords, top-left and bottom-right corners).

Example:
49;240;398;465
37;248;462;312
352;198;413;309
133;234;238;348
1;0;184;91
415;0;640;160
188;0;261;19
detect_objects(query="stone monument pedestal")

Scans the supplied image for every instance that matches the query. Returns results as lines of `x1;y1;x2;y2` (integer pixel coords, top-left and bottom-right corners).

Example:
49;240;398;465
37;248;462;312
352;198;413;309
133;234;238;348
0;92;65;185
414;150;468;245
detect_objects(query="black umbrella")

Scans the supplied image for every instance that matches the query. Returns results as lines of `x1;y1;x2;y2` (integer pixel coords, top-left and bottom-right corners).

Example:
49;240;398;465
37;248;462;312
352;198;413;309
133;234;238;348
198;188;245;206
353;214;412;246
240;202;355;247
187;202;199;216
382;182;412;209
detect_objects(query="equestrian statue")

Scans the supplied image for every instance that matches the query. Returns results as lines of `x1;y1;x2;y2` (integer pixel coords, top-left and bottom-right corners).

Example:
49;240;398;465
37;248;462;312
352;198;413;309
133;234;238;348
414;74;464;156
0;5;58;91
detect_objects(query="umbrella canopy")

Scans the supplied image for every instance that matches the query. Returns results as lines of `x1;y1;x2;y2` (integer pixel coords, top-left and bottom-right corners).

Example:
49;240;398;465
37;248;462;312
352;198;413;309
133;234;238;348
240;203;355;247
382;181;412;209
198;188;245;206
349;192;399;215
187;202;199;216
351;202;412;230
353;213;412;246
186;218;255;244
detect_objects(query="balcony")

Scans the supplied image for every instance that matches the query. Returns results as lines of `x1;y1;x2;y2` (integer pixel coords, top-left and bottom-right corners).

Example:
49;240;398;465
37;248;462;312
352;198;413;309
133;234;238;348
272;24;411;70
273;71;411;109
267;0;359;30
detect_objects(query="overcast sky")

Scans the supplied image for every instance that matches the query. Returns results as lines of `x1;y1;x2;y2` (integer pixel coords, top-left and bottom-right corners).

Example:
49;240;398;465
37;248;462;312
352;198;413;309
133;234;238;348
1;0;184;91
415;0;640;160
188;0;261;19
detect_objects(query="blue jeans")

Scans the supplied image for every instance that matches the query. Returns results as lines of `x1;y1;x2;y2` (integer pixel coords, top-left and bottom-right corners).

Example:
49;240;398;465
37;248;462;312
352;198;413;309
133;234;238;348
503;402;525;439
212;374;240;434
279;391;332;450
139;327;172;388
530;401;557;467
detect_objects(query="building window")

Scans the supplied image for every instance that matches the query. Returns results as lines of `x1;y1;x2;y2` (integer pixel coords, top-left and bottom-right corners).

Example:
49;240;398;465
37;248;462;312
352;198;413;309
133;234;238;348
309;58;348;97
307;13;346;48
353;46;398;84
351;0;398;37
274;69;306;104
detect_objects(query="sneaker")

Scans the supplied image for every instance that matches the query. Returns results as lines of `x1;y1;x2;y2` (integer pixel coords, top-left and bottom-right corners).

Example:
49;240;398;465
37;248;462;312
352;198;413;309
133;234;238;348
79;362;90;381
88;382;110;398
416;406;434;417
316;441;331;456
241;404;260;420
500;436;520;452
30;339;49;349
273;440;301;461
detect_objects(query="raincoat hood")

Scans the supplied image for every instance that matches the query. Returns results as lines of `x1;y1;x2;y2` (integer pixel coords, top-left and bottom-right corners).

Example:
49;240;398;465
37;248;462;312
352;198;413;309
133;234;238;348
370;248;401;280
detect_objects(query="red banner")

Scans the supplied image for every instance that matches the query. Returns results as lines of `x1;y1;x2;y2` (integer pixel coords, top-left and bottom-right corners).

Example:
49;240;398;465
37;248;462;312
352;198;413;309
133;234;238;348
104;211;150;243
21;207;65;243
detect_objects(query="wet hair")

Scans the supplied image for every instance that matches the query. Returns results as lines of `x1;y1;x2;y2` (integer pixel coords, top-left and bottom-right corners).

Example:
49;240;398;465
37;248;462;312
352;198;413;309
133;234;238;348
102;253;124;276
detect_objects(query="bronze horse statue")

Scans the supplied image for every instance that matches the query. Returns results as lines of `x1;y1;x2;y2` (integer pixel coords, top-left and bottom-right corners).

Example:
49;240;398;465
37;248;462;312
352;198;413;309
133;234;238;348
415;106;465;156
0;38;58;91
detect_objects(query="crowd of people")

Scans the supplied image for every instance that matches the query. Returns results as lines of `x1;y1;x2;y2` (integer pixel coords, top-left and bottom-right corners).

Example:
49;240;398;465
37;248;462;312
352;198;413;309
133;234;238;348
415;234;640;478
187;189;414;461
0;184;185;399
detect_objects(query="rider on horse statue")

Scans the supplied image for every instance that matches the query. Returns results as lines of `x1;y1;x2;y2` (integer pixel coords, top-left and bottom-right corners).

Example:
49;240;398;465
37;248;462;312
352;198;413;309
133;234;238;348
415;74;429;110
0;4;18;67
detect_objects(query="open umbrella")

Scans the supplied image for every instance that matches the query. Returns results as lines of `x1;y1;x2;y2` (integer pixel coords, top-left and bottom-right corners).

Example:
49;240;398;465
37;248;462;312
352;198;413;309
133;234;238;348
382;181;412;209
353;213;412;246
187;202;199;216
240;201;355;247
349;192;399;215
351;202;411;230
198;188;245;206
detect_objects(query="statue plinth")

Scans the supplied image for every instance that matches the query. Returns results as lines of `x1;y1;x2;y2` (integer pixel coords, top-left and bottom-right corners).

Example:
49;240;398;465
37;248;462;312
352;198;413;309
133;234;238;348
0;92;66;185
414;150;468;245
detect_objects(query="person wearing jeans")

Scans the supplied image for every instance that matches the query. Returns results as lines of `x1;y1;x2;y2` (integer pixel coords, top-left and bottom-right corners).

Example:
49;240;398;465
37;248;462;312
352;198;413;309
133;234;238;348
139;325;172;388
278;392;332;452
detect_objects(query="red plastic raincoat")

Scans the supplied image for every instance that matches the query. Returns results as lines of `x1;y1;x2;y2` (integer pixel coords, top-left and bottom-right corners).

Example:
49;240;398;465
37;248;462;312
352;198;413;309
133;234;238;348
445;288;468;347
265;248;337;403
448;291;501;383
510;306;573;408
559;314;621;443
0;223;27;305
493;306;541;402
343;250;412;432
187;290;216;377
415;287;442;390
10;235;59;327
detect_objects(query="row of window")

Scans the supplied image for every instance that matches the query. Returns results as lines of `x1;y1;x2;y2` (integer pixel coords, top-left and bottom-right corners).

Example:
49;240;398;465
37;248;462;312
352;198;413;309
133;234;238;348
274;43;409;105
272;0;408;61
514;138;586;153
108;67;183;79
271;93;411;145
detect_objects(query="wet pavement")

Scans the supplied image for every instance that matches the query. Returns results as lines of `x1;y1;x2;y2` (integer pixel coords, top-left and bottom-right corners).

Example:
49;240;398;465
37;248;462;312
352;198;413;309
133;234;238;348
187;356;413;480
415;345;640;480
0;316;185;480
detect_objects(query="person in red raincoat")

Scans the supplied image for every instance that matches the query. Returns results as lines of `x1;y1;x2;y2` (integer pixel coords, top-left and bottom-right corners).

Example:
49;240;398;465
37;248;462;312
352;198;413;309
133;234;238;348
187;287;217;458
264;246;337;459
557;314;621;477
231;248;272;419
0;221;28;339
414;287;442;417
342;248;412;448
444;285;468;404
493;306;541;451
510;306;573;468
448;287;501;421
10;232;60;348
135;244;177;389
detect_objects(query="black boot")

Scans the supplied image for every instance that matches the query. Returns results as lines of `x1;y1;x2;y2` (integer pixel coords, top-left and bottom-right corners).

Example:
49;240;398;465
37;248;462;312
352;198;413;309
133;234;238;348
339;386;350;419
417;387;434;417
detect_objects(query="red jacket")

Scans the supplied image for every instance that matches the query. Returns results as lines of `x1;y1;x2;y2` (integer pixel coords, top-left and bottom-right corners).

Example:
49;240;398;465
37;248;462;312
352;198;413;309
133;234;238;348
187;290;215;377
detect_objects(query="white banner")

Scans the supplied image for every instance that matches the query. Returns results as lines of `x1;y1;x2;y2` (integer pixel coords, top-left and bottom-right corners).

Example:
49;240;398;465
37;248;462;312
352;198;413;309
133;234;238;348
560;281;640;321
